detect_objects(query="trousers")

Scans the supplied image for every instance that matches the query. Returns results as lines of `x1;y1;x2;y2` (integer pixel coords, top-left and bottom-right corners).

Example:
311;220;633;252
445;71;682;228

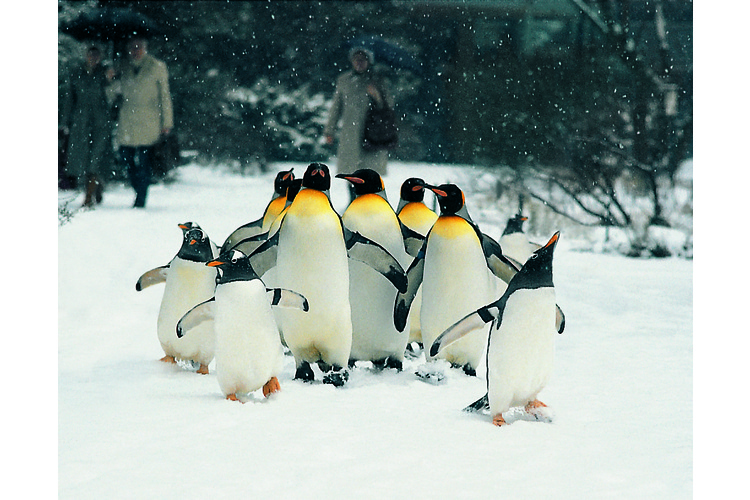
120;146;153;208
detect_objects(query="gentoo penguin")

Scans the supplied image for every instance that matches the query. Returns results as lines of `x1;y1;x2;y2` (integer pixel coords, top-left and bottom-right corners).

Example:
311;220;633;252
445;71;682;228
220;168;295;253
176;249;309;402
246;163;407;386
394;183;518;378
135;225;218;374
337;169;412;370
395;178;439;353
430;232;562;426
179;221;220;258
498;214;540;266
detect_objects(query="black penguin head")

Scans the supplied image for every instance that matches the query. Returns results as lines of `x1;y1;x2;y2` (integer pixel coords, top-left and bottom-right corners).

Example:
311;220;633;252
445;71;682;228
285;178;303;203
509;232;560;291
302;163;331;191
502;214;528;236
273;169;295;196
400;178;427;203
177;227;215;263
207;249;260;285
336;169;385;197
428;183;466;216
177;221;201;235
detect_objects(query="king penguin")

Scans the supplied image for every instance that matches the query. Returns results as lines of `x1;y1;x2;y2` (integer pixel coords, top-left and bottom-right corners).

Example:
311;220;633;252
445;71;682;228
176;249;309;402
246;163;407;386
220;168;295;253
394;183;518;379
337;169;412;370
395;178;439;353
499;214;540;266
136;225;218;374
430;232;561;426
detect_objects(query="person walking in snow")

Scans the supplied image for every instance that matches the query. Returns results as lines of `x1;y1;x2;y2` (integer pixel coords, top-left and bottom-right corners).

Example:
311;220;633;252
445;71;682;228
60;45;114;208
324;46;394;193
115;36;173;208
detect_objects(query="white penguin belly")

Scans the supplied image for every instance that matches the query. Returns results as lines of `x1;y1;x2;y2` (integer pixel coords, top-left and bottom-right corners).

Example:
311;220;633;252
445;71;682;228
344;204;410;362
214;281;284;396
276;208;352;367
157;259;216;364
420;230;493;369
488;288;556;415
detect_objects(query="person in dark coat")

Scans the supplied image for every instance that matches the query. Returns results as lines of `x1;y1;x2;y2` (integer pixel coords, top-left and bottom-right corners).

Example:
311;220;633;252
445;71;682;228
60;45;114;207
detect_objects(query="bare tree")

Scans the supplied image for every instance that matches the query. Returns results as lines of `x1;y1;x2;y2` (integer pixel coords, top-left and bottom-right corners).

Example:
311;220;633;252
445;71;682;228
511;0;691;238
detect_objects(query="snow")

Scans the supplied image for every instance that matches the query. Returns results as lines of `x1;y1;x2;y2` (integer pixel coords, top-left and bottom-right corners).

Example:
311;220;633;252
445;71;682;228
54;161;694;498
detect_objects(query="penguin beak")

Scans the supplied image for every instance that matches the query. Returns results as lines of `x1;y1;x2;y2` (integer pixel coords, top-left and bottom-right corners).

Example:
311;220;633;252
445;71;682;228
426;185;447;198
543;232;560;249
283;169;294;180
178;223;189;230
335;173;364;184
189;239;197;245
206;260;224;267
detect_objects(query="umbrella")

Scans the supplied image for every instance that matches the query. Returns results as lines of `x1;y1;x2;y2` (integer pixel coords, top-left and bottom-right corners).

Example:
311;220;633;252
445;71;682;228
345;35;422;74
60;7;165;42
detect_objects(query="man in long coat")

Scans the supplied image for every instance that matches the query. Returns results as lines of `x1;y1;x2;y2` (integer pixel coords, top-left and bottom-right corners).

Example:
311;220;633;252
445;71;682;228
324;47;393;180
116;37;173;208
60;45;113;207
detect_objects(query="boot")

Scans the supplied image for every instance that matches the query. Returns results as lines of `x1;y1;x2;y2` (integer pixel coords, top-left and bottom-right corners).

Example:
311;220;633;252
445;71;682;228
83;175;101;208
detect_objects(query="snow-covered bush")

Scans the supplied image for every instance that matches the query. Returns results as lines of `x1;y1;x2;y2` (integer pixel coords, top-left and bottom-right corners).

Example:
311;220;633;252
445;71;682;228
222;78;333;168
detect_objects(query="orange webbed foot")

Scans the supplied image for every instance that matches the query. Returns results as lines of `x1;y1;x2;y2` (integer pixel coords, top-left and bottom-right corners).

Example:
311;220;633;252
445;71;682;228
160;355;177;364
492;414;507;426
226;393;244;403
525;399;547;411
196;364;209;375
524;399;552;422
262;376;281;397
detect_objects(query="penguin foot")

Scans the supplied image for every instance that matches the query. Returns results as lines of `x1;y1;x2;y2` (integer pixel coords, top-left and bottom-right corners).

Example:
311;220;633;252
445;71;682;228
404;342;423;359
160;355;177;364
448;362;476;377
385;357;403;371
372;357;402;372
262;377;281;397
226;393;244;403
322;366;349;387
196;364;209;375
524;399;552;422
492;414;508;427
294;361;315;382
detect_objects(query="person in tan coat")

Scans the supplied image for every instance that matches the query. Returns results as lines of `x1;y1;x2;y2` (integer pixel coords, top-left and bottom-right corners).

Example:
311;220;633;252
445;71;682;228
116;37;173;208
324;47;393;185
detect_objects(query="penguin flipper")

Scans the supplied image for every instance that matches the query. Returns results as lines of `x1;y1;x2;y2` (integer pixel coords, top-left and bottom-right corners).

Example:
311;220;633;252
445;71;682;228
343;227;408;294
267;288;309;311
247;231;280;278
176;298;216;338
399;221;426;258
393;255;425;332
429;304;500;357
220;217;264;253
229;231;270;255
463;393;490;413
481;233;521;283
135;265;169;291
556;305;565;334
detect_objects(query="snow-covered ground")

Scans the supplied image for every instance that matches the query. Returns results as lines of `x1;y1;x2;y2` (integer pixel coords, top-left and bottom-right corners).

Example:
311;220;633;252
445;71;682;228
54;161;693;498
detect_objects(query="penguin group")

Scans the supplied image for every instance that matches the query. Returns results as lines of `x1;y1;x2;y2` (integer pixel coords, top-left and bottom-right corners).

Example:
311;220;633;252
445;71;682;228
135;162;565;427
